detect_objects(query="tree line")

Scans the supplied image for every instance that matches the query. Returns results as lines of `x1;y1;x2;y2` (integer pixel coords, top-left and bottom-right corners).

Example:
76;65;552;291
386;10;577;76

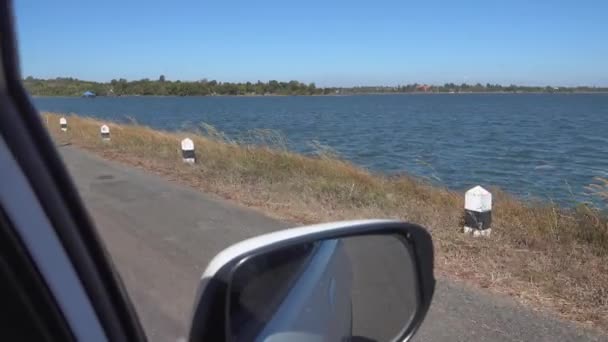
343;83;608;94
24;76;324;96
23;76;608;97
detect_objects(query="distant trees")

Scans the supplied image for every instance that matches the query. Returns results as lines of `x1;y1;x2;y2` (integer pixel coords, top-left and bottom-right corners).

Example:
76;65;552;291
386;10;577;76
22;77;607;97
23;77;324;96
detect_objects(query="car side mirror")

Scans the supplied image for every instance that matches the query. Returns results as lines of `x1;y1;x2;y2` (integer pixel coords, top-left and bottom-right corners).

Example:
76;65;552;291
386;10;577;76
188;220;435;342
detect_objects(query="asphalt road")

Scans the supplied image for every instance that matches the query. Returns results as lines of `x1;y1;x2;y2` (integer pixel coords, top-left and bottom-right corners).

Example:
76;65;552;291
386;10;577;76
60;146;606;342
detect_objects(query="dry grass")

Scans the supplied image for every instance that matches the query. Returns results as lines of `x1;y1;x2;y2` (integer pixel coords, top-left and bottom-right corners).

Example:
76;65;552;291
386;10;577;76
44;112;608;331
588;176;608;207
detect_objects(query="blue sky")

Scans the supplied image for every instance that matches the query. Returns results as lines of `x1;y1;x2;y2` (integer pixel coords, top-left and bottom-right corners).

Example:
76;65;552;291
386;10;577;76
14;0;608;86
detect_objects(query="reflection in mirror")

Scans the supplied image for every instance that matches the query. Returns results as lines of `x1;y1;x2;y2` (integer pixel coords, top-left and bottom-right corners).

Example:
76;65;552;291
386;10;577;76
227;235;420;342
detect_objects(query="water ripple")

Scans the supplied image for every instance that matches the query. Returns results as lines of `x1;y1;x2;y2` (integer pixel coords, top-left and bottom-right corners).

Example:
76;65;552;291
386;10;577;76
34;94;608;206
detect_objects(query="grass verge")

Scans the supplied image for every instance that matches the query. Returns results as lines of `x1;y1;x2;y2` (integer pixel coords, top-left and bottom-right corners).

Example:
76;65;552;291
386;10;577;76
44;112;608;331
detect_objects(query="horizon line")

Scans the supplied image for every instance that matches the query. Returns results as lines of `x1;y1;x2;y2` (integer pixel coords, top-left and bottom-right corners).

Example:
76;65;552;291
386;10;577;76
22;75;608;89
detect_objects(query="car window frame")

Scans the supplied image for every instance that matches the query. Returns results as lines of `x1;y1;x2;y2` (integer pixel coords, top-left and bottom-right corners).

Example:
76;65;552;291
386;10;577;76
0;2;146;341
0;135;106;341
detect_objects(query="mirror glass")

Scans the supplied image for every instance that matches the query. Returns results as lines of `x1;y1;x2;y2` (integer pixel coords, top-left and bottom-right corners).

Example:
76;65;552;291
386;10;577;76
227;234;420;342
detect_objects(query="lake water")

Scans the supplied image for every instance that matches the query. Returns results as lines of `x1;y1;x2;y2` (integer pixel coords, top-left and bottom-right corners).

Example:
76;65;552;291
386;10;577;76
33;94;608;206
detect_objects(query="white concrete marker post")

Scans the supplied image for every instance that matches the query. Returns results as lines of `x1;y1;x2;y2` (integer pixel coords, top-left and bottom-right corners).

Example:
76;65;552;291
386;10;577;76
181;138;196;164
464;185;492;237
59;117;67;132
100;124;110;141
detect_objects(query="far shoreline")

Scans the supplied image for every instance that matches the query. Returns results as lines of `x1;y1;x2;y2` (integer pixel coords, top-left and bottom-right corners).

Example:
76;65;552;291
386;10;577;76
31;91;608;98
